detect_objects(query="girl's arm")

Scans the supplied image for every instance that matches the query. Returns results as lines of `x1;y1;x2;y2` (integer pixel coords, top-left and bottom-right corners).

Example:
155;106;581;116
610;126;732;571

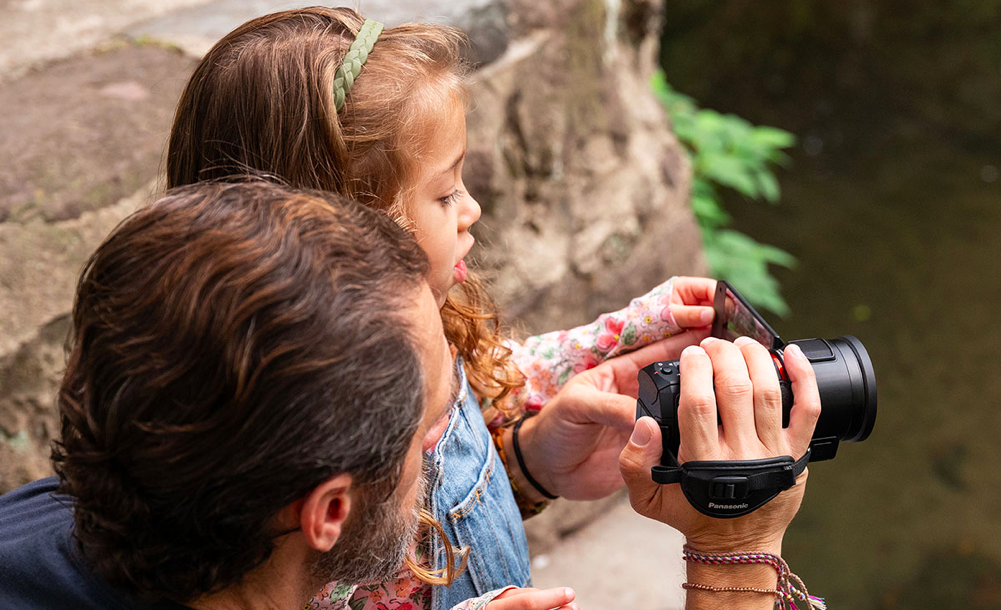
507;276;715;413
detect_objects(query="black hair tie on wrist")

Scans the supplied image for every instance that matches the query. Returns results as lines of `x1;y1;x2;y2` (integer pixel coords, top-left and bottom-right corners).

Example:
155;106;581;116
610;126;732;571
512;416;559;500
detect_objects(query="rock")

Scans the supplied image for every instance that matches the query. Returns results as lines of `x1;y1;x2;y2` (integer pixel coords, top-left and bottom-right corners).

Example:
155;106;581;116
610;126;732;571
464;0;705;335
0;44;195;223
0;186;153;492
0;0;206;81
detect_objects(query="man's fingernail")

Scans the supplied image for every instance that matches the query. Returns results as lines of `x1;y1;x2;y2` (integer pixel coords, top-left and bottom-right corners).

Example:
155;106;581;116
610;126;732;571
786;343;804;359
631;419;653;446
734;336;754;346
700;336;718;347
682;345;705;357
700;308;714;324
564;588;575;600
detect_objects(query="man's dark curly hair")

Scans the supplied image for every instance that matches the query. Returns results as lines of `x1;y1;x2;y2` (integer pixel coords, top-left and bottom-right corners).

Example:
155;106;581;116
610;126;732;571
50;180;429;602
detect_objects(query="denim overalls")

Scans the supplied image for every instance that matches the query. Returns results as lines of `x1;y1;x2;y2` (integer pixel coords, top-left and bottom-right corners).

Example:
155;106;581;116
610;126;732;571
428;359;532;610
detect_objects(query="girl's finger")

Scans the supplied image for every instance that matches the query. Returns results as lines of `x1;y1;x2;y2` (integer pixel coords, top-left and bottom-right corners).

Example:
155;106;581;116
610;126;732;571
488;587;576;610
735;337;783;453
783;343;822;458
677;345;720;461
673;276;717;305
669;304;714;328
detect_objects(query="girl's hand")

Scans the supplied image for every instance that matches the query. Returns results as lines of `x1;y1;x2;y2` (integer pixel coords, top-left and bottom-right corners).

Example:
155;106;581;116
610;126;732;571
668;276;717;329
486;587;578;610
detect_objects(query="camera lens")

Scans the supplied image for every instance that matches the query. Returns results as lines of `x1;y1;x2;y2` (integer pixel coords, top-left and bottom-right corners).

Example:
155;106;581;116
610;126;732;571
786;335;877;443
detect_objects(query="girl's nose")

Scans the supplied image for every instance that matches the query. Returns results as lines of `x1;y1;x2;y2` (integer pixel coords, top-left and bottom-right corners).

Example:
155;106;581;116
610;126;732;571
459;192;482;231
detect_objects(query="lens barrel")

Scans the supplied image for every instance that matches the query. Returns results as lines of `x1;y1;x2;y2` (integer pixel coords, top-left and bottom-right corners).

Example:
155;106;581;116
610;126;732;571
783;336;877;443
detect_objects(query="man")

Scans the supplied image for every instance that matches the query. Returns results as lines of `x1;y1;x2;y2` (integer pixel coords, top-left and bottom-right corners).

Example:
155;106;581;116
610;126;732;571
0;181;456;609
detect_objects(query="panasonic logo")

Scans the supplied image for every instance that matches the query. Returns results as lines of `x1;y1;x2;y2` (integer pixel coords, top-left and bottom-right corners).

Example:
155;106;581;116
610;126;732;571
708;502;749;510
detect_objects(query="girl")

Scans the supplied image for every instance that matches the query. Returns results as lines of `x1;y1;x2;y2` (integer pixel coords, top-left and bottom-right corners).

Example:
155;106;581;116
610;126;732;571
166;8;716;610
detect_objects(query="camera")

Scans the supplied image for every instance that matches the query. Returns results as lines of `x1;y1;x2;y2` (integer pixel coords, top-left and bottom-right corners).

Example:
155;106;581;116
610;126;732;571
636;281;877;464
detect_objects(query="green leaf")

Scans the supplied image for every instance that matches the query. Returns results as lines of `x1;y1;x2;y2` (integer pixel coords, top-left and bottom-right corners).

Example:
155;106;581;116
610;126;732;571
751;126;796;149
756;170;781;203
699;154;759;198
691;194;731;228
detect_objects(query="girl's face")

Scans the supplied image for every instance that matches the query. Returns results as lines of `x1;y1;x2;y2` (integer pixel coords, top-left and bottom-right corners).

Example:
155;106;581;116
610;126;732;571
409;100;481;308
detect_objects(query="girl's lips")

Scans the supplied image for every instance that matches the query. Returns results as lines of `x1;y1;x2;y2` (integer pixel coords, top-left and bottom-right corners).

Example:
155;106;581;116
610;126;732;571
453;259;468;283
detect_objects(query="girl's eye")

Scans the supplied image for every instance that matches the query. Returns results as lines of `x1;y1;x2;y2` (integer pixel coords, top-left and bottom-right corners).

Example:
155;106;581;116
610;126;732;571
439;189;464;207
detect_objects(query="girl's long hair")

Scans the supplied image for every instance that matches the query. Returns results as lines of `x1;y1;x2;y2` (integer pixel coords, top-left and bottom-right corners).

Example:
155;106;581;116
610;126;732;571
166;6;526;583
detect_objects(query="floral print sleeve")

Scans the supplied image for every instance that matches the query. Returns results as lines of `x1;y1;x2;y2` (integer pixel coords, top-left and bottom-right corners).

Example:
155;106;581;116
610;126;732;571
507;277;681;413
447;587;516;610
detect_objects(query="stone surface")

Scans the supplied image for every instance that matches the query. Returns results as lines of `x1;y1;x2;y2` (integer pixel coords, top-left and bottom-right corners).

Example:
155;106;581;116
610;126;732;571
0;44;195;350
0;186;153;492
127;0;498;58
530;495;686;610
0;0;206;80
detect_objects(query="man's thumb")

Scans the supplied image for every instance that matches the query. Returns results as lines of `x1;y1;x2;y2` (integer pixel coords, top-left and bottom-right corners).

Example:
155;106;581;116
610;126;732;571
618;416;663;509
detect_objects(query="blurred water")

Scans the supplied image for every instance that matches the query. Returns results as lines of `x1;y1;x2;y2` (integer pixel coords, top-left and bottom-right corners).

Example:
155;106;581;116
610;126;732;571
660;2;1001;607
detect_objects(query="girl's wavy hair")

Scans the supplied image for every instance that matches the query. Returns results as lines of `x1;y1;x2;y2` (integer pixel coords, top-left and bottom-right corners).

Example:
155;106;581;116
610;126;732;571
167;7;525;428
51;181;430;602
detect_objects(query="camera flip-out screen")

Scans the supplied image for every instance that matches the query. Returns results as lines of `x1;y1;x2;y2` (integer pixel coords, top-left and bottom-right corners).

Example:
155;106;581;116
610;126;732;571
711;281;783;350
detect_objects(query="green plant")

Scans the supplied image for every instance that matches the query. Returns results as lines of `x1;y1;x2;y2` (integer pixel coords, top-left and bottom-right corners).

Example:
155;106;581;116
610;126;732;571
652;70;796;316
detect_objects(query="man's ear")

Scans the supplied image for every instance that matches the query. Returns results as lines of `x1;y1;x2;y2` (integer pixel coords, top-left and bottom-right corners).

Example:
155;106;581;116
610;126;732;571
297;473;354;552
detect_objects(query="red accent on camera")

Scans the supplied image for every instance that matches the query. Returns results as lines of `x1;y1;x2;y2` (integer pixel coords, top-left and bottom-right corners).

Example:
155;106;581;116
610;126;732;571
771;353;789;381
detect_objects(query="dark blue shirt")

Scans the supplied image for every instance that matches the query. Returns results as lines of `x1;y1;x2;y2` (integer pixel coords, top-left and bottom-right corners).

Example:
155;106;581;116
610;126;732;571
0;477;189;610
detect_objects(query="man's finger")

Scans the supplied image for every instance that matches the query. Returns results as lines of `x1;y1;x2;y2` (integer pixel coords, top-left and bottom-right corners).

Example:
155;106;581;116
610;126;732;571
488;587;576;610
669;304;714;329
784;343;822;458
677;345;720;461
736;336;783;453
559;379;637;432
701;337;757;451
619;417;665;512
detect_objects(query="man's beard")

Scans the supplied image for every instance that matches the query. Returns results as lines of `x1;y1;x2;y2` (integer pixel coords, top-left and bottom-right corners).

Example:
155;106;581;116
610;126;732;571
309;463;428;585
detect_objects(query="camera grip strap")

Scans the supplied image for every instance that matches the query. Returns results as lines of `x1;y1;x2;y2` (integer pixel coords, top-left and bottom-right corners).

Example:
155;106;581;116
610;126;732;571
651;448;811;518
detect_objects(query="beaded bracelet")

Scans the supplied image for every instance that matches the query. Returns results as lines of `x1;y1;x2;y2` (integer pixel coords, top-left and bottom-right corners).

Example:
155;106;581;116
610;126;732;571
682;546;826;610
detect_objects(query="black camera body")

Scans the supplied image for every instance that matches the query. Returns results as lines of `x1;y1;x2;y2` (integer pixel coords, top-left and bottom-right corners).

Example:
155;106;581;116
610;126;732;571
635;281;877;517
636;336;876;463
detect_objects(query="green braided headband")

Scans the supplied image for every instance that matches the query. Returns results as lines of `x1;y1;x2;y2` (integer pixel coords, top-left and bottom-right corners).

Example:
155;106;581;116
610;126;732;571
333;18;384;112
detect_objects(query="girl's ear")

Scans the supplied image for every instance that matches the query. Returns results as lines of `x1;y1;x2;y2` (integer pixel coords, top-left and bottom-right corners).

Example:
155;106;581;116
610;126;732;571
296;473;354;551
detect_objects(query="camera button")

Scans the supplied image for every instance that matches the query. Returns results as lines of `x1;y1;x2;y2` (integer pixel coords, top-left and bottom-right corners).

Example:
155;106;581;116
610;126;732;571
709;476;750;500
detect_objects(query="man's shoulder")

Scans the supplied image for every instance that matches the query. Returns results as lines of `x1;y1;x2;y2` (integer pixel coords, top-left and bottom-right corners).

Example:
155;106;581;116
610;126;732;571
0;478;193;610
0;477;121;609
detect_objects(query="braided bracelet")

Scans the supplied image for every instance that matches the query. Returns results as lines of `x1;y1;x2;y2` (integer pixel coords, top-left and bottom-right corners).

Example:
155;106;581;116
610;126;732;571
682;546;826;610
512;416;559;500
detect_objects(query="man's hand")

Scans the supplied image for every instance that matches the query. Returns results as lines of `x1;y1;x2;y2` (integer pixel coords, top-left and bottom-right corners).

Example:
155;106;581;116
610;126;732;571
513;329;709;500
618;336;821;552
486;587;578;610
